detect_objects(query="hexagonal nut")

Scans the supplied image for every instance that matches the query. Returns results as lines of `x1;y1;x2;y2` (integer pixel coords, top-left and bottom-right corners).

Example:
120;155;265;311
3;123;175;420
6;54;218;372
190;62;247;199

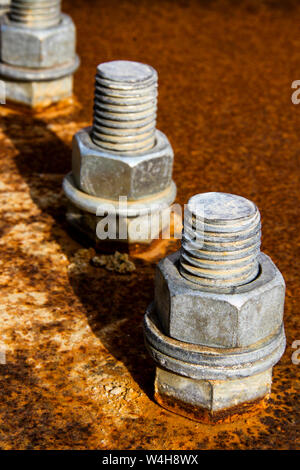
0;14;76;68
72;127;174;200
154;251;285;348
155;366;272;418
4;75;73;107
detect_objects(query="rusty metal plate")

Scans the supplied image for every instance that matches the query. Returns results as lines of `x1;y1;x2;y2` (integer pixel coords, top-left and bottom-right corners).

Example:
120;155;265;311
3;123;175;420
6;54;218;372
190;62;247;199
0;0;299;450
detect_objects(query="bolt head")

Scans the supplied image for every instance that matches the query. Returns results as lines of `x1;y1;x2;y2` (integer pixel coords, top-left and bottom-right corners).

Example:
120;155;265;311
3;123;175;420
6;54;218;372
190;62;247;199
155;251;285;348
155;366;272;419
3;75;73;107
0;14;75;68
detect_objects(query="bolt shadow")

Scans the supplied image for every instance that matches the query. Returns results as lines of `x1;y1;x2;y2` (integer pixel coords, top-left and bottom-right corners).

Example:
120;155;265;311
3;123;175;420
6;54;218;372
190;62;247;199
1;112;156;399
69;258;156;399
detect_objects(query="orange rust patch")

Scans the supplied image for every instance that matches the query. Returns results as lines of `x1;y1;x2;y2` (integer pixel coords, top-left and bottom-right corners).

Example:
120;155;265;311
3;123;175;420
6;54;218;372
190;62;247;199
1;96;82;119
0;0;299;450
130;238;181;264
129;214;182;263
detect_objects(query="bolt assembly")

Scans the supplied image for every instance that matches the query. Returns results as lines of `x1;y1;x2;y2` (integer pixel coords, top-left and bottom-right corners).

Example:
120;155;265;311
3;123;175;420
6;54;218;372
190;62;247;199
63;60;176;244
143;192;286;422
0;0;79;107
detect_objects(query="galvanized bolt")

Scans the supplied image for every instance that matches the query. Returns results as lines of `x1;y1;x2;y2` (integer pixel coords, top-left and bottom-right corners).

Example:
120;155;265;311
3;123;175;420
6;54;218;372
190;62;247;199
10;0;61;28
144;192;286;422
180;192;261;289
91;61;158;154
63;60;176;244
0;0;79;107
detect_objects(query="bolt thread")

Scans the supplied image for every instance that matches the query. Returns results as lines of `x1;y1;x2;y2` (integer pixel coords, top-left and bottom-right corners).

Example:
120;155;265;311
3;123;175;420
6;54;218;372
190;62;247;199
0;0;10;13
10;0;61;28
91;60;158;154
180;192;261;289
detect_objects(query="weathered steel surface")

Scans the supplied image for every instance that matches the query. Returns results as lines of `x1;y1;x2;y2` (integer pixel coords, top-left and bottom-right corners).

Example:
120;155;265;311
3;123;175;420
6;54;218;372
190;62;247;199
0;0;299;450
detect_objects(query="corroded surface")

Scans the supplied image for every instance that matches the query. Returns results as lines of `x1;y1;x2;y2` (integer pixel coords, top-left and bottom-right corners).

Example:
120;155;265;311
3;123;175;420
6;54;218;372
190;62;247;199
0;0;299;450
155;391;269;425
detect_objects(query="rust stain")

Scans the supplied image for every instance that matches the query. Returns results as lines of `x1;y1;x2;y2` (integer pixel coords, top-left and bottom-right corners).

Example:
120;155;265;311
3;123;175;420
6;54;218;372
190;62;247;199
2;96;82;120
0;0;299;450
129;233;181;264
155;392;268;425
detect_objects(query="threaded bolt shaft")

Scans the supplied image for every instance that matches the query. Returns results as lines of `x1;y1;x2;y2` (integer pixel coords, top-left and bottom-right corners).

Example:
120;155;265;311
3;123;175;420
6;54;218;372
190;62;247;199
0;0;11;13
91;60;158;154
180;192;261;289
10;0;61;28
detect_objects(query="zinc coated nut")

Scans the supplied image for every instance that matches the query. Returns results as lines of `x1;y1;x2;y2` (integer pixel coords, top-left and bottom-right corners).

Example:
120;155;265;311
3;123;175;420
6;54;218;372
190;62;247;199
0;13;76;69
72;128;173;201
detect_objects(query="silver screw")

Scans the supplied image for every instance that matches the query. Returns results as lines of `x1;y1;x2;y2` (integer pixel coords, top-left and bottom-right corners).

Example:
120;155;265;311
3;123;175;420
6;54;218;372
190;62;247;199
10;0;61;29
91;60;158;154
180;192;261;289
